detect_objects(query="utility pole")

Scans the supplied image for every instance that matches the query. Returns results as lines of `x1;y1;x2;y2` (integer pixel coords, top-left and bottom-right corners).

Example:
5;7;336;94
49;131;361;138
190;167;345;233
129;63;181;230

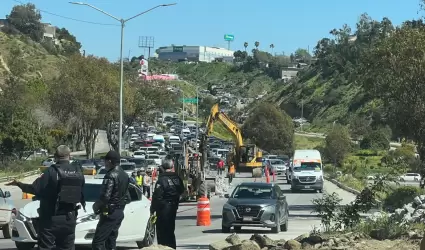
195;87;199;152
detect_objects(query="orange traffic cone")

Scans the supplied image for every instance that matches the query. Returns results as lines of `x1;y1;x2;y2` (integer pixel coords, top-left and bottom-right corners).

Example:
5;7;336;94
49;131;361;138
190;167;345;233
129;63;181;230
196;196;211;226
265;167;270;184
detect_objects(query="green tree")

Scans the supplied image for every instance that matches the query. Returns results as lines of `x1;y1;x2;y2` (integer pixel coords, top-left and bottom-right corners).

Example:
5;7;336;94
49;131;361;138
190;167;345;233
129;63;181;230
361;23;425;163
254;41;260;50
7;3;44;42
243;102;294;154
198;96;216;118
49;55;119;158
324;125;351;167
349;115;370;140
294;48;311;62
360;130;390;150
243;42;248;52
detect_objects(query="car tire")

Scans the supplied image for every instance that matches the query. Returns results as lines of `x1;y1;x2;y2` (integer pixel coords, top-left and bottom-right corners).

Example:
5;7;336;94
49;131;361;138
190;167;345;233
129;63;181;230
15;242;35;250
136;218;156;248
280;211;289;232
2;223;11;239
234;226;241;232
221;225;231;233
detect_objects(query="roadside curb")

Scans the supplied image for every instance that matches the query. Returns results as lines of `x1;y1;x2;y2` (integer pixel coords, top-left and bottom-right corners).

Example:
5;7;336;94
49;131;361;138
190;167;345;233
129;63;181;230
324;176;382;205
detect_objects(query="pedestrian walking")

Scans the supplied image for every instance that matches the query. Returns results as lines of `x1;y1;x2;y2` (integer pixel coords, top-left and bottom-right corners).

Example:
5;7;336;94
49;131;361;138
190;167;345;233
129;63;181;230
228;162;235;184
143;171;152;198
150;159;184;249
130;172;137;184
217;159;224;176
92;150;130;250
7;145;85;250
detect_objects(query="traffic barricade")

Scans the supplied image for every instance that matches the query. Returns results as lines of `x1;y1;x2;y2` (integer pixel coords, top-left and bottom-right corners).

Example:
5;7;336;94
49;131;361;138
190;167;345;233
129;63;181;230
83;168;96;175
196;196;211;226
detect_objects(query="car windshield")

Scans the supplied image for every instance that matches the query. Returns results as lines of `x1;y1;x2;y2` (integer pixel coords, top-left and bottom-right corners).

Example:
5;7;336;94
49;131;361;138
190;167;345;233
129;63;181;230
294;162;321;171
80;159;94;165
146;160;156;165
270;160;284;165
231;185;273;199
97;168;107;174
120;164;135;171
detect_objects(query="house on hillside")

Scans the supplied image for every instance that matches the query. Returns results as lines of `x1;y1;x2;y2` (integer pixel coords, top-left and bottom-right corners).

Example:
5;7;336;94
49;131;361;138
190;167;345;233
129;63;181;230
42;23;56;39
0;19;9;28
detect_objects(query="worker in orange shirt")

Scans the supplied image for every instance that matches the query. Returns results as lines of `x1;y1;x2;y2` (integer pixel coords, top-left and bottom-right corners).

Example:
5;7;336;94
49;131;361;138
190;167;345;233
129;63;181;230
228;162;235;184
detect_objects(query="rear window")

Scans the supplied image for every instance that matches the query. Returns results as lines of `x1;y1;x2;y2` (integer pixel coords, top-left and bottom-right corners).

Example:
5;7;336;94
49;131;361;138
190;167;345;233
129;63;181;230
97;168;107;174
147;155;159;159
134;152;144;155
121;164;136;171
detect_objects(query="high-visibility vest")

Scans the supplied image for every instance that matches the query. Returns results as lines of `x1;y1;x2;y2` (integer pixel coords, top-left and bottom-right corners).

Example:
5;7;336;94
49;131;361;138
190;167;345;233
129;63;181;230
229;165;235;174
136;176;143;186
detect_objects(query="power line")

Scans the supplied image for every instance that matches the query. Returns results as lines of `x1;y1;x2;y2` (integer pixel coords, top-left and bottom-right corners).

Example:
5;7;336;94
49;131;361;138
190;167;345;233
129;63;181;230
10;0;119;26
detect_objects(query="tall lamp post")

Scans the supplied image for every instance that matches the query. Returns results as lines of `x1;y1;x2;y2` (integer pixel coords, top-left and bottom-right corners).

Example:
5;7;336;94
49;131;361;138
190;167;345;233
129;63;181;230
69;2;176;154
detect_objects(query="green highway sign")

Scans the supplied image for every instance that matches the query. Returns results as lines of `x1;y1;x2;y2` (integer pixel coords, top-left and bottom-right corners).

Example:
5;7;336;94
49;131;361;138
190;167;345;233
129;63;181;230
224;34;234;41
181;98;198;103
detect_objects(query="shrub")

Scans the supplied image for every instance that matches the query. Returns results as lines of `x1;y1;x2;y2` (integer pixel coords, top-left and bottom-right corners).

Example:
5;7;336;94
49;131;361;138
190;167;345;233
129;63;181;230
354;215;411;240
355;149;378;156
360;130;390;150
383;186;425;211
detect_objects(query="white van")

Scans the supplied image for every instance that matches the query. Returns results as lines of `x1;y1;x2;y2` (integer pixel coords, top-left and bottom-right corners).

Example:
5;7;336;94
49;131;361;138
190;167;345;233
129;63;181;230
289;149;323;193
169;135;180;143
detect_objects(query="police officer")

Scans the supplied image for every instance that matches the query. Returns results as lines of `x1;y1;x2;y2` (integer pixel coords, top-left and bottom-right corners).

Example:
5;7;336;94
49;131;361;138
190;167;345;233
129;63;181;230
6;145;85;250
150;159;184;249
92;150;129;250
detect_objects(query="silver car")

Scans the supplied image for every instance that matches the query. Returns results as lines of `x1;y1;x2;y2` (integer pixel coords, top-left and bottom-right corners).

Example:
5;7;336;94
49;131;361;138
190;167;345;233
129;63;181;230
268;159;287;176
222;182;289;233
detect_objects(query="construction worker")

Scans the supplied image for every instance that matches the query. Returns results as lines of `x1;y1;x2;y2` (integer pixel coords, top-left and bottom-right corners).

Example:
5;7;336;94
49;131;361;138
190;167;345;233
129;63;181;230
217;159;224;176
228;162;235;184
135;170;143;188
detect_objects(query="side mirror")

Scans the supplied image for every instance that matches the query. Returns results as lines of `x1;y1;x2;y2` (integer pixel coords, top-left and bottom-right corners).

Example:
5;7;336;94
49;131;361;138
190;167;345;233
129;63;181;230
224;194;230;198
278;195;286;200
4;191;11;198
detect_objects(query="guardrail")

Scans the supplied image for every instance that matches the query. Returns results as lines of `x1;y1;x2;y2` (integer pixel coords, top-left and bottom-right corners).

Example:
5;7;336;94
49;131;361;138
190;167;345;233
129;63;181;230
0;170;40;184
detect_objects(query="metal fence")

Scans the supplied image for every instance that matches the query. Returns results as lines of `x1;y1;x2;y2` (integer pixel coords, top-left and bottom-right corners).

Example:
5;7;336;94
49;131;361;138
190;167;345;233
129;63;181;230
0;170;40;183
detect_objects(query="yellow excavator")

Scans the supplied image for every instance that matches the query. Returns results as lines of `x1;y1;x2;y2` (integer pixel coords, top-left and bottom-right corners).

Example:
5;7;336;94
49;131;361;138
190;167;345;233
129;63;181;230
200;103;263;177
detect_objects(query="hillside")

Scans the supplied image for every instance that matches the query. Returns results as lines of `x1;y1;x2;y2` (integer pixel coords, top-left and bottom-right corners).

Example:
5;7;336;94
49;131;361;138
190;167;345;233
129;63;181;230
0;32;63;84
270;14;393;132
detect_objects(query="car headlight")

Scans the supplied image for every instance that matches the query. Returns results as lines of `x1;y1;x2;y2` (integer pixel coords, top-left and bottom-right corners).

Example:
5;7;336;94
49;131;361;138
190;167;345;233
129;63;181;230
16;211;28;222
223;203;235;211
76;214;99;224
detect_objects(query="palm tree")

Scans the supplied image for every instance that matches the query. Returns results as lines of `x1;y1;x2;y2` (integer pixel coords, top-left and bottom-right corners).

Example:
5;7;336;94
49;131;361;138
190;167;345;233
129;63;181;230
269;44;275;55
243;42;248;52
254;41;260;50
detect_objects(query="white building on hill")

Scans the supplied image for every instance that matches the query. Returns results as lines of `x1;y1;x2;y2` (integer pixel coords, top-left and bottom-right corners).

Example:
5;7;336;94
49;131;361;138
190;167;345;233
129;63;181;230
156;45;234;63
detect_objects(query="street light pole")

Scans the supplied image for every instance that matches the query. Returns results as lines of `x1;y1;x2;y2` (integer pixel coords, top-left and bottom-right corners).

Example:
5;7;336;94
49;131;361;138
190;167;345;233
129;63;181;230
195;87;199;152
69;2;176;154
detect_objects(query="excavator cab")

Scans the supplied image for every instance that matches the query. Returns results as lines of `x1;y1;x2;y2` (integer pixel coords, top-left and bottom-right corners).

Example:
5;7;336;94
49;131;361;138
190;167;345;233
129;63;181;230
238;145;263;169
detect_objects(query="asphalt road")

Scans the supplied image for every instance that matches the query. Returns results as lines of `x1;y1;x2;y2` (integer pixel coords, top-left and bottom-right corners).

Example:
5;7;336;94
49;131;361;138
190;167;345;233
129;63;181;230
0;171;359;249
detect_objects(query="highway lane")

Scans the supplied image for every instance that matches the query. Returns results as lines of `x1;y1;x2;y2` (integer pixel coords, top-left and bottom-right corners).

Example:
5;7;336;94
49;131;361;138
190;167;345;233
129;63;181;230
0;172;358;249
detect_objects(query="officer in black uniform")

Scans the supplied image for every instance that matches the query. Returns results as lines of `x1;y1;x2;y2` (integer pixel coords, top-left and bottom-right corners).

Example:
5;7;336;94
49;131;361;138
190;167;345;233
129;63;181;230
7;145;85;250
92;150;129;250
150;159;184;249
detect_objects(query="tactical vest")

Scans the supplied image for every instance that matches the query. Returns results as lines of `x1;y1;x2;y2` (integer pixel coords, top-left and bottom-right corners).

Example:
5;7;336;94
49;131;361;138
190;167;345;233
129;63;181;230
51;164;84;210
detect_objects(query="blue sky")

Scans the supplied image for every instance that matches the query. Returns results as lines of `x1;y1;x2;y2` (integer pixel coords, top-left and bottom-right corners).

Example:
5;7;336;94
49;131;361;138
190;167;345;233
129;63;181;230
1;0;422;62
